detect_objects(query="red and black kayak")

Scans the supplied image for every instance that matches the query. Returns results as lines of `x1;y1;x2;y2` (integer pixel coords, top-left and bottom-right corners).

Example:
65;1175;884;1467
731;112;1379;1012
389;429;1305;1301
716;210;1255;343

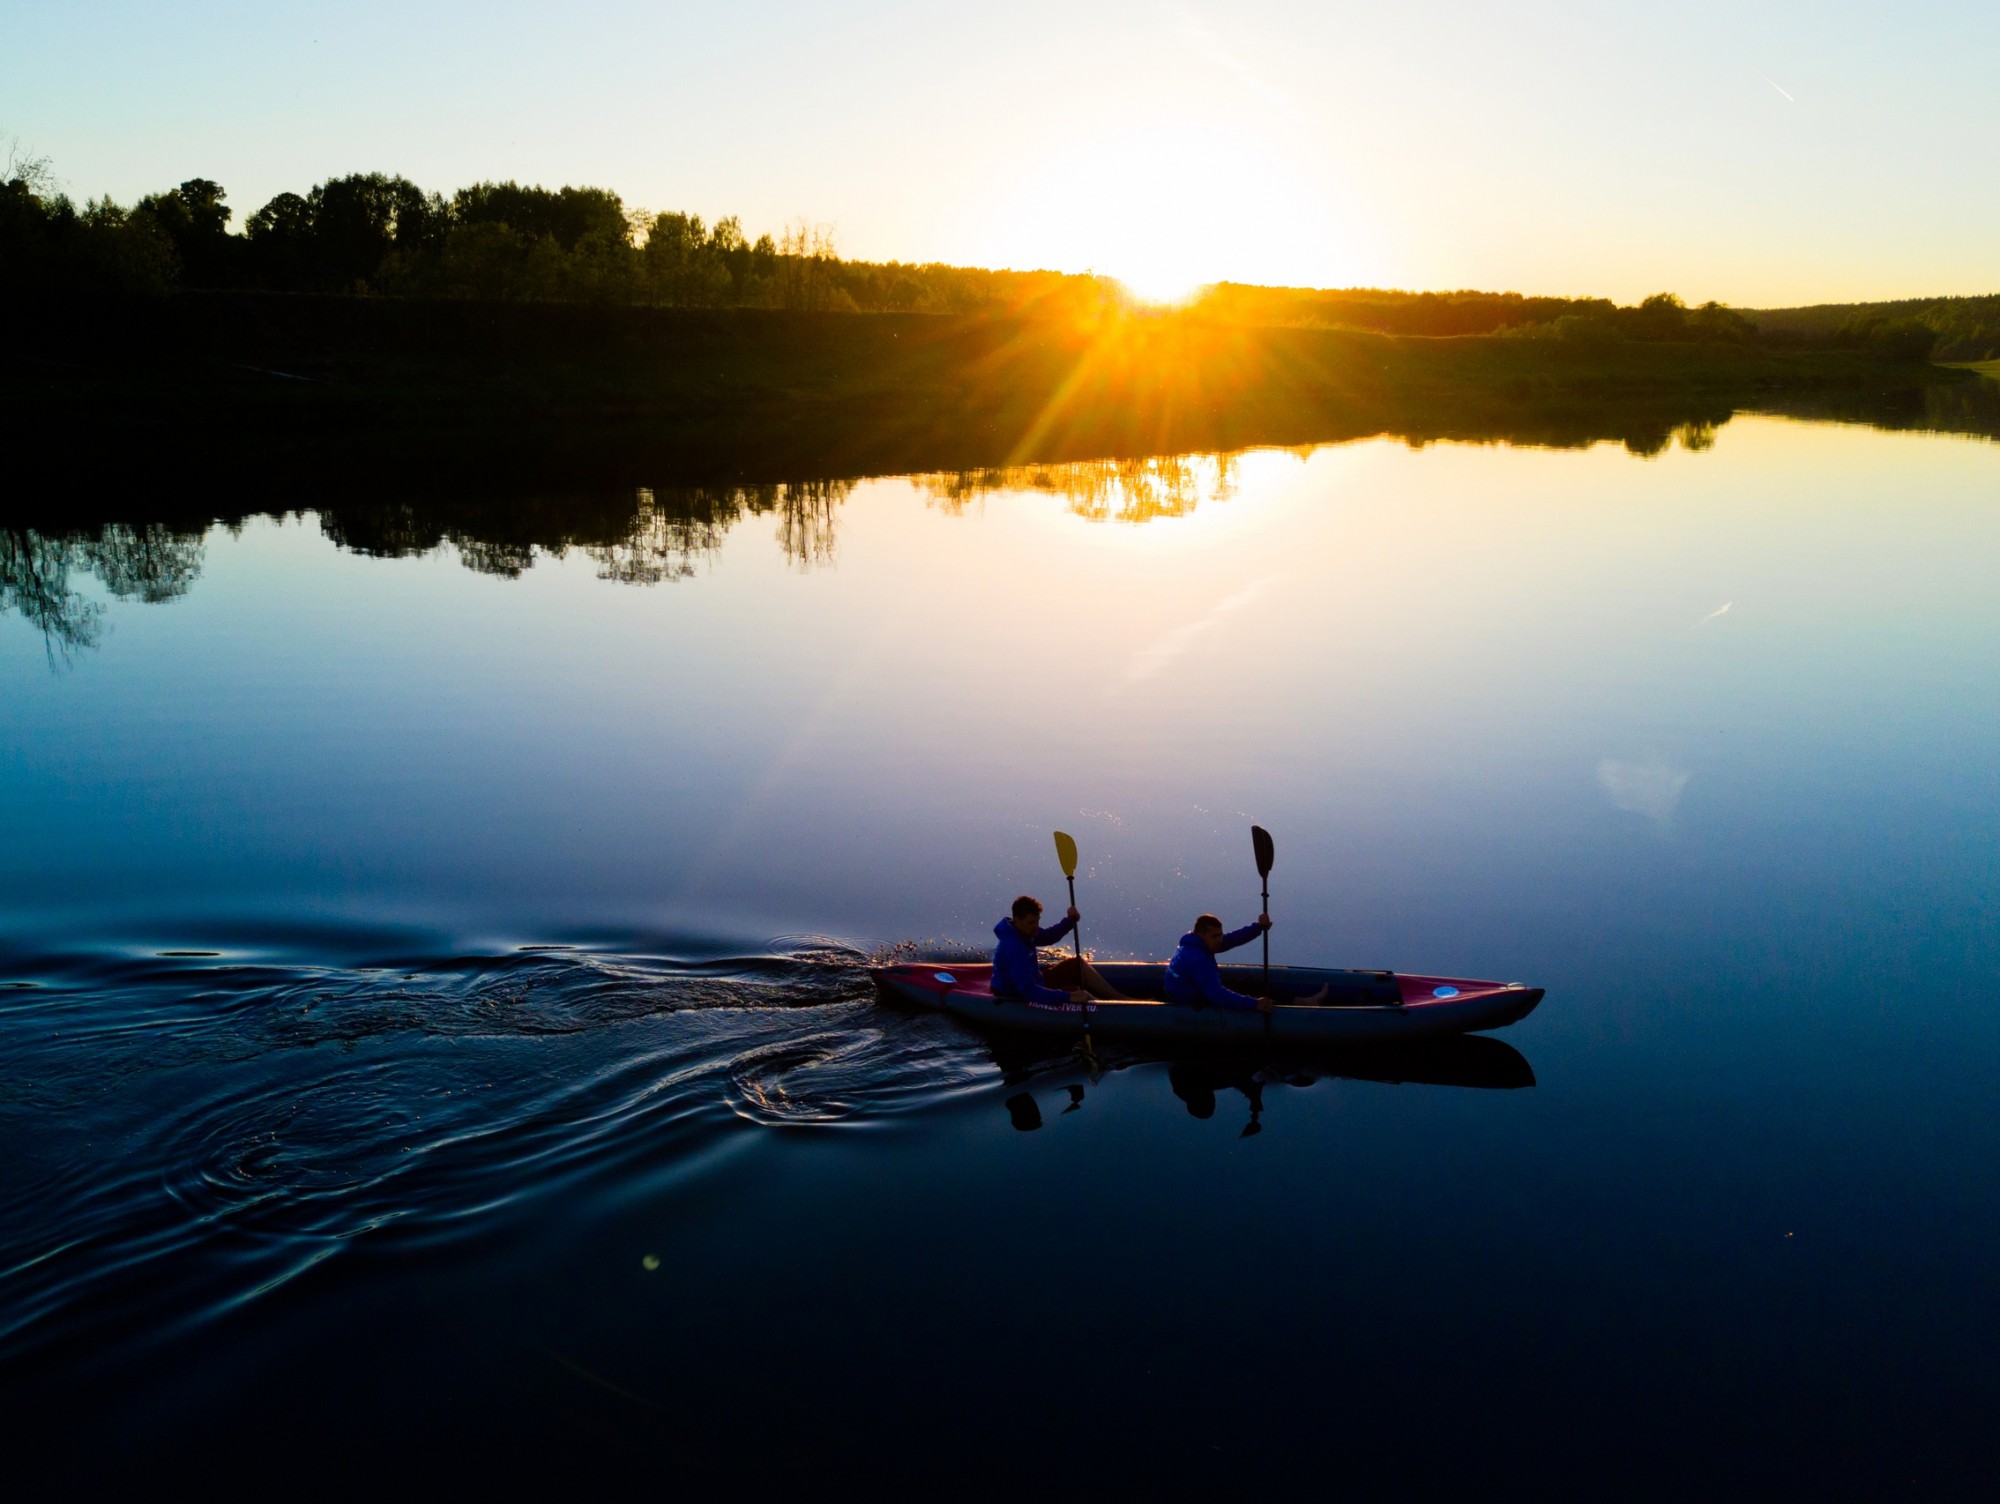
869;961;1543;1044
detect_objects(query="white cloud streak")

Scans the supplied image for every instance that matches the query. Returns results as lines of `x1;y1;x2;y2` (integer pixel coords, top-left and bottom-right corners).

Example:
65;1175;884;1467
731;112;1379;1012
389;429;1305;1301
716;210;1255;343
1121;576;1279;686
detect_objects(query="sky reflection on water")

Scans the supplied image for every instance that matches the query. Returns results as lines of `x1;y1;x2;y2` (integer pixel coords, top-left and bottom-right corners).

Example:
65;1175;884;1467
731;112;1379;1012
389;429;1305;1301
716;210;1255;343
7;419;1996;974
3;416;1998;1492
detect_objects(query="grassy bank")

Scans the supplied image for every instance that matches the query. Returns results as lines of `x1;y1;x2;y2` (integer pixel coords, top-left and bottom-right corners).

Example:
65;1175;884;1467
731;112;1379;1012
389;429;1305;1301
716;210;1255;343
8;292;1970;500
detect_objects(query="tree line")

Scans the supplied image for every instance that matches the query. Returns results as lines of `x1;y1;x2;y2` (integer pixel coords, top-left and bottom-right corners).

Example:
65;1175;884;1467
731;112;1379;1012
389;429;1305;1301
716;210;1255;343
1748;295;2000;363
0;156;1123;316
1191;283;1759;345
0;153;1960;357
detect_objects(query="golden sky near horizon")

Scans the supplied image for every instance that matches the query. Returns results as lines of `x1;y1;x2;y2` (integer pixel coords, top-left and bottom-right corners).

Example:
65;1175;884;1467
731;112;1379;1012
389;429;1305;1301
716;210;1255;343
7;0;1999;306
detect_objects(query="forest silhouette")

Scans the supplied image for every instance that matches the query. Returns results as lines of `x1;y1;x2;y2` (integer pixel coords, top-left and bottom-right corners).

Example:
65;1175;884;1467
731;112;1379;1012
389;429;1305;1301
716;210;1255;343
8;156;1995;520
8;158;1990;356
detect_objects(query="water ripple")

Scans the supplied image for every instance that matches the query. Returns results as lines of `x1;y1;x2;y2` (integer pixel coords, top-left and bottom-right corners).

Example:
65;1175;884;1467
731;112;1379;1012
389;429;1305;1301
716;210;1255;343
725;1014;984;1126
0;936;935;1368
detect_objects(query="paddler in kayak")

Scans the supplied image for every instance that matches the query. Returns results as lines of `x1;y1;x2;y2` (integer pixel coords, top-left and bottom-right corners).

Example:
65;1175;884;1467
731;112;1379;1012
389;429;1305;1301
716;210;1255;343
992;895;1131;1005
1164;914;1329;1013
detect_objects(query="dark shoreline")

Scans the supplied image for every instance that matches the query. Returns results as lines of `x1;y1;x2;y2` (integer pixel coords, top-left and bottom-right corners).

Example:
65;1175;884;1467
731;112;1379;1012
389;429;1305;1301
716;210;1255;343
9;292;1982;519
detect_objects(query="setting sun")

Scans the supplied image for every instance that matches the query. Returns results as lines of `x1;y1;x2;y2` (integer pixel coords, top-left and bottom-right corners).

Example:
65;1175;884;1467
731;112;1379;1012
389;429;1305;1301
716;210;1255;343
972;121;1354;303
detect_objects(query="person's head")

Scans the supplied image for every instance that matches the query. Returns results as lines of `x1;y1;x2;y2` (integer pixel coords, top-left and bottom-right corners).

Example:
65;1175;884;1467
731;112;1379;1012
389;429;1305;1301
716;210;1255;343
1011;895;1044;934
1193;913;1226;951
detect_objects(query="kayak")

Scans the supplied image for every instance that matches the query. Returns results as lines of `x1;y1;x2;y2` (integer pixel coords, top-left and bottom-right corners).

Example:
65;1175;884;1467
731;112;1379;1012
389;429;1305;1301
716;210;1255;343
870;960;1543;1044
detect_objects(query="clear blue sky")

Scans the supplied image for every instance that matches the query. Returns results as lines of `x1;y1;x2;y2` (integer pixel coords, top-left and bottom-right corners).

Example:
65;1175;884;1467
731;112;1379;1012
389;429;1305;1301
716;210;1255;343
6;0;1996;305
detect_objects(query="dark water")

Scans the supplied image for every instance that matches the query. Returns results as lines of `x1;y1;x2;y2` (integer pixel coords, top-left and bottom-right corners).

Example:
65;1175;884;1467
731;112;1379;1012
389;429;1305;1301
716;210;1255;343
5;418;1998;1494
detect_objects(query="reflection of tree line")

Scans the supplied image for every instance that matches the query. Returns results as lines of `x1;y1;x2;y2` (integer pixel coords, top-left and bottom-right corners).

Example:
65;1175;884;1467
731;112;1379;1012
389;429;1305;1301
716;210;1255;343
1;483;856;660
315;480;856;583
916;454;1238;525
4;458;1230;658
1747;375;2000;442
593;481;849;582
8;386;1997;661
0;523;206;663
3;460;1239;660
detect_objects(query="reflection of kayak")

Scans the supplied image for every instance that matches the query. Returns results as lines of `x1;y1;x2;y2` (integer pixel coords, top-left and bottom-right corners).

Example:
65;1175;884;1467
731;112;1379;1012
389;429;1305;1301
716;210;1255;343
988;1033;1536;1090
870;961;1543;1044
1167;1035;1536;1091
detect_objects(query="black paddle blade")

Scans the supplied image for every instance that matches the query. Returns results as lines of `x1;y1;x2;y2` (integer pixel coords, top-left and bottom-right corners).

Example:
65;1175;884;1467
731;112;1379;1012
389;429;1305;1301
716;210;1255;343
1252;824;1275;877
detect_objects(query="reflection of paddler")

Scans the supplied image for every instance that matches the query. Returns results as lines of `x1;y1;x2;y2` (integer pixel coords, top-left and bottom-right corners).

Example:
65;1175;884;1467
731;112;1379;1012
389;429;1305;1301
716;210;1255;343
1169;1061;1218;1119
1168;1060;1263;1134
990;895;1130;1005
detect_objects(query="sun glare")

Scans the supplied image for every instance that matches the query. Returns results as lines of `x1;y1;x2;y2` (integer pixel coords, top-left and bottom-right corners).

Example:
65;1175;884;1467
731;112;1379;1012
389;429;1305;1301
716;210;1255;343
1120;261;1209;309
973;123;1348;304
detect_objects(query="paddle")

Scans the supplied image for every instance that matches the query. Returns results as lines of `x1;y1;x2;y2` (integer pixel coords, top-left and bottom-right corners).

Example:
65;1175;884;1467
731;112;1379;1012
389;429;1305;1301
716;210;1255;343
1053;829;1094;1060
1252;824;1274;994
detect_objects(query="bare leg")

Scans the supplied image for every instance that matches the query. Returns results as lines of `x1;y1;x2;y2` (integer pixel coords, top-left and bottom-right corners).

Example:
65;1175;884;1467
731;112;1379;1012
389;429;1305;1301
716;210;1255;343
1077;962;1132;1001
1258;983;1329;1007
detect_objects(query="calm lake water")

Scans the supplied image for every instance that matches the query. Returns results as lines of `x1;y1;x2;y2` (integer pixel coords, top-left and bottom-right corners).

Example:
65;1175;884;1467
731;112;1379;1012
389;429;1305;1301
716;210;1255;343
5;415;1998;1494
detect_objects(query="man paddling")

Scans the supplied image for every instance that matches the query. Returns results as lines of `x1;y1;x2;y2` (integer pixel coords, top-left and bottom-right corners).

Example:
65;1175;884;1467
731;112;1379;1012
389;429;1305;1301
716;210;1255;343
992;895;1128;1005
1164;913;1328;1013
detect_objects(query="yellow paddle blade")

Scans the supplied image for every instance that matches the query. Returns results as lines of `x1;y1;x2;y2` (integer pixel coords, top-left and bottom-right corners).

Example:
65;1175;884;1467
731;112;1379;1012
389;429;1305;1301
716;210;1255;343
1053;830;1079;877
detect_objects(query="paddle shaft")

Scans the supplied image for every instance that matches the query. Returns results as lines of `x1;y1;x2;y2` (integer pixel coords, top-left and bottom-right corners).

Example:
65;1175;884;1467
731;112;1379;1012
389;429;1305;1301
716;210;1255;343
1261;875;1270;987
1064;872;1094;1053
1066;875;1082;965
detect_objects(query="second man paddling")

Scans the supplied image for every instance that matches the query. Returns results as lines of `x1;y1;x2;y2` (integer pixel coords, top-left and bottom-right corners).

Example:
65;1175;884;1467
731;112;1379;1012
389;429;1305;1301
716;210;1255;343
1164;913;1328;1013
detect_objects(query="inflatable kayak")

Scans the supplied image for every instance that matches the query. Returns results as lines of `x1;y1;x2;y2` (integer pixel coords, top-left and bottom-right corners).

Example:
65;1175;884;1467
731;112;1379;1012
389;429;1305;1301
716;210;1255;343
870;961;1543;1044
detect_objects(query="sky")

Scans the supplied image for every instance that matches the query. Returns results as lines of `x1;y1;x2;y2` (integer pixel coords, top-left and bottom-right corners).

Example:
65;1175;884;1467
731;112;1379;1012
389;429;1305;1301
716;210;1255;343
5;0;1997;307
